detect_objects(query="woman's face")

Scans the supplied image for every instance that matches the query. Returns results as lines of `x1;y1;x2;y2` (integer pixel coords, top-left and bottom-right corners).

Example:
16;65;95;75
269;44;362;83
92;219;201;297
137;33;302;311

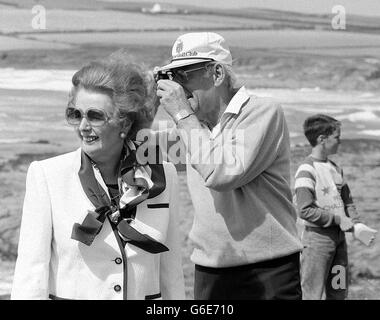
73;88;126;164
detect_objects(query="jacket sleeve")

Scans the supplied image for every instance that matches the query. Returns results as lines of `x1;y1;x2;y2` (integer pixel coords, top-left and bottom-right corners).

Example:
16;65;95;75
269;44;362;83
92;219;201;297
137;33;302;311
159;163;186;300
189;102;288;191
11;161;52;300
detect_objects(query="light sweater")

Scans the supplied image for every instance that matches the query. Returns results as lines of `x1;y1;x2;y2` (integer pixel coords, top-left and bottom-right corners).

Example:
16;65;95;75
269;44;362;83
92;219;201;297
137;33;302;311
181;87;302;267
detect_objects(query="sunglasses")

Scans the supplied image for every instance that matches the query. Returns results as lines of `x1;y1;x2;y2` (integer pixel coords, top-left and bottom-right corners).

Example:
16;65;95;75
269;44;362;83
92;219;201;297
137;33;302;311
65;106;110;127
171;63;212;84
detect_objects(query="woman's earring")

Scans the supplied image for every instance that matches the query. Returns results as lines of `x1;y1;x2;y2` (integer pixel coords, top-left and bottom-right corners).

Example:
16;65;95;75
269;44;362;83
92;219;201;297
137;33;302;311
120;132;127;139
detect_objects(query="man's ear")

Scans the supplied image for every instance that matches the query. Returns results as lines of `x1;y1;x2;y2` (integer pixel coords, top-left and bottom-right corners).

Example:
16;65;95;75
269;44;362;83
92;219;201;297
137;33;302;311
317;134;326;145
212;63;226;87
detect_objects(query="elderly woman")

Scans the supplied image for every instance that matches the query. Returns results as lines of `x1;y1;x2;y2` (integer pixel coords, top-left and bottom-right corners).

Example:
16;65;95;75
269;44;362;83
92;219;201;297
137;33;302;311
11;57;185;300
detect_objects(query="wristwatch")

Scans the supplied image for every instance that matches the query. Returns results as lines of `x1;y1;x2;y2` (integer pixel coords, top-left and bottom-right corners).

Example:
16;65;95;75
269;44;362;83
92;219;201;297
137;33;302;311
173;109;195;124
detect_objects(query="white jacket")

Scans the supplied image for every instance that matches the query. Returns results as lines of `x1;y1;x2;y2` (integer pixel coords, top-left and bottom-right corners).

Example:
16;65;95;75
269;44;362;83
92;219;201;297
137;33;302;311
11;148;185;300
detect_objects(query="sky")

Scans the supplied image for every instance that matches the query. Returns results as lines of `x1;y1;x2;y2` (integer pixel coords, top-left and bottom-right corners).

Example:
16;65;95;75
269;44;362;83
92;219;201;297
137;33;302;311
101;0;380;17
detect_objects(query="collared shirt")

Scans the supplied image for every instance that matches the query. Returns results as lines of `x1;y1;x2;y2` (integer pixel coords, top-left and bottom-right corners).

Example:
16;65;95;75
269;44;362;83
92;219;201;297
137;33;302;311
211;86;250;139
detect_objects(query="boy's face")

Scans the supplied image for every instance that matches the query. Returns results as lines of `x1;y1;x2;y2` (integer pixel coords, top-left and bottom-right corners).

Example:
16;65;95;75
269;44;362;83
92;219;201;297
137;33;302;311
324;127;341;155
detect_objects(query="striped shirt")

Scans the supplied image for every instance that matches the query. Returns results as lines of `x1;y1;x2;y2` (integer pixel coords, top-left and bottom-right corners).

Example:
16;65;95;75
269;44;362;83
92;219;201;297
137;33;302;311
294;156;361;228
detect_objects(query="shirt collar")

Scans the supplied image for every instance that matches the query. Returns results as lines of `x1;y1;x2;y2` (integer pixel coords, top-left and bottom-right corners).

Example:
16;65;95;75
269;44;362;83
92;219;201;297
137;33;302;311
222;86;250;117
210;87;250;139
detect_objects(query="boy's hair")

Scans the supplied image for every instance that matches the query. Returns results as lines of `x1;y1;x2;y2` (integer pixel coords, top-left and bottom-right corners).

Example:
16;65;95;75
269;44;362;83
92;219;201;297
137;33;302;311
303;114;341;147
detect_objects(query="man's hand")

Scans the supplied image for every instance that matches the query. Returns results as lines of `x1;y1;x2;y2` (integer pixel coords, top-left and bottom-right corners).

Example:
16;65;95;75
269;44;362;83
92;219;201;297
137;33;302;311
156;79;195;120
334;215;354;232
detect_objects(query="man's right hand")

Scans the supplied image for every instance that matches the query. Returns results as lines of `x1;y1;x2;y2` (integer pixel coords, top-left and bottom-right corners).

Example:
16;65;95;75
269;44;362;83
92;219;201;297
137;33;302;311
334;215;354;232
156;79;194;121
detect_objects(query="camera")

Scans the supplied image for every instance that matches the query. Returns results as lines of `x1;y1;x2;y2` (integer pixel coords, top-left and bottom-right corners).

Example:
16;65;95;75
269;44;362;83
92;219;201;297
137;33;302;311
153;66;198;111
153;67;173;82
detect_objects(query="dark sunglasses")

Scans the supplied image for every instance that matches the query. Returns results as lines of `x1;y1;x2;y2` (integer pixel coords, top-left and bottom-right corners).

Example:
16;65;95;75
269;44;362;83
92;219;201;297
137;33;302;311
171;63;212;84
65;106;110;127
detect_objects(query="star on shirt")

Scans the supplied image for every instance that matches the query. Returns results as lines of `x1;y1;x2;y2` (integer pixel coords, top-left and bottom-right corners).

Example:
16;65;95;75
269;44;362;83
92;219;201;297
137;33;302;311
322;187;330;195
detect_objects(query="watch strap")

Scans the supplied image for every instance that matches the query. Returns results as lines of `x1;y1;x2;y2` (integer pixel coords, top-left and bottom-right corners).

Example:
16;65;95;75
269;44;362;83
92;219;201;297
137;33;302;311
173;109;195;124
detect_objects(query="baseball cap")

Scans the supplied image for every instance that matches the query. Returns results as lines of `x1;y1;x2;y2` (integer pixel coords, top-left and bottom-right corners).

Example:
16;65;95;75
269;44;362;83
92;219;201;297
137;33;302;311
158;32;232;71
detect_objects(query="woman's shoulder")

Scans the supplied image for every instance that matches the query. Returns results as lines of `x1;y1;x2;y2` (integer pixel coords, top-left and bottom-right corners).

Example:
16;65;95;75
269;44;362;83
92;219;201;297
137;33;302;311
162;161;178;179
29;148;81;172
161;162;180;197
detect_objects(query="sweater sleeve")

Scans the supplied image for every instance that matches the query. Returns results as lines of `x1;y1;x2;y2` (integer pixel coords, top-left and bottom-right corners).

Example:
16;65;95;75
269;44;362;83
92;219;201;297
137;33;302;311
341;176;361;224
11;161;52;300
188;101;287;192
294;162;336;227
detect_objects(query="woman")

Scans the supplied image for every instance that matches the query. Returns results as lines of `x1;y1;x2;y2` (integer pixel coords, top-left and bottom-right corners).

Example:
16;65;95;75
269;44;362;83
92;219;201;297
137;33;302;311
11;56;185;300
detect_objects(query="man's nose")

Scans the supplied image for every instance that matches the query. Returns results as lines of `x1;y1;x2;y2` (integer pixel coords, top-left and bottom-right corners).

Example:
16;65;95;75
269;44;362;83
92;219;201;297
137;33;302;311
78;117;91;131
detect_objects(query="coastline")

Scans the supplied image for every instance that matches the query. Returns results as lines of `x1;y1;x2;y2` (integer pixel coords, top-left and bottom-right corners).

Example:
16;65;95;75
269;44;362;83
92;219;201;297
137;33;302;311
1;44;380;92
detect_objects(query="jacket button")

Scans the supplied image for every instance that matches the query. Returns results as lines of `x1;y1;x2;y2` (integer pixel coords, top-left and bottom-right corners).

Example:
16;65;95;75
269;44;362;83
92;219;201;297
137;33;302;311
115;258;122;264
114;285;121;292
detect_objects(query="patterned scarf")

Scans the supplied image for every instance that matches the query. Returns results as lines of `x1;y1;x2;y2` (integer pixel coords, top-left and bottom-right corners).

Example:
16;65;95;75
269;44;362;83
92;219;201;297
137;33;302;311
71;140;169;254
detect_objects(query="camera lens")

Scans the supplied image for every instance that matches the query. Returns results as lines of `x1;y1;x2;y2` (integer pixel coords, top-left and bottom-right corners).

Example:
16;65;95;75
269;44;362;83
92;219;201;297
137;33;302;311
154;71;169;82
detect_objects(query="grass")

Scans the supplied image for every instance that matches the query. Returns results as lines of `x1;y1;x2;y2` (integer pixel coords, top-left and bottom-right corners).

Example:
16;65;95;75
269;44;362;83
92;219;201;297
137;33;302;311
0;9;278;34
1;42;380;92
2;0;380;33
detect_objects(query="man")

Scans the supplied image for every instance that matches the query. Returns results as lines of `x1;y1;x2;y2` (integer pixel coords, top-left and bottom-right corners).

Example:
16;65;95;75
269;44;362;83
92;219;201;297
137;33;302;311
155;32;303;300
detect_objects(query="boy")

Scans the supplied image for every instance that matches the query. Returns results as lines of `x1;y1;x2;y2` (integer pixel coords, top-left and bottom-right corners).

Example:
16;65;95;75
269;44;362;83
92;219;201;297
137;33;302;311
294;114;361;300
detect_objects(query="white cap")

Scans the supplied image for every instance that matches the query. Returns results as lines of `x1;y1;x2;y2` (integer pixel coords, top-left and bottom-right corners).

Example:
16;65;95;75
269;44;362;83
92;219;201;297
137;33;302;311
158;32;232;70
